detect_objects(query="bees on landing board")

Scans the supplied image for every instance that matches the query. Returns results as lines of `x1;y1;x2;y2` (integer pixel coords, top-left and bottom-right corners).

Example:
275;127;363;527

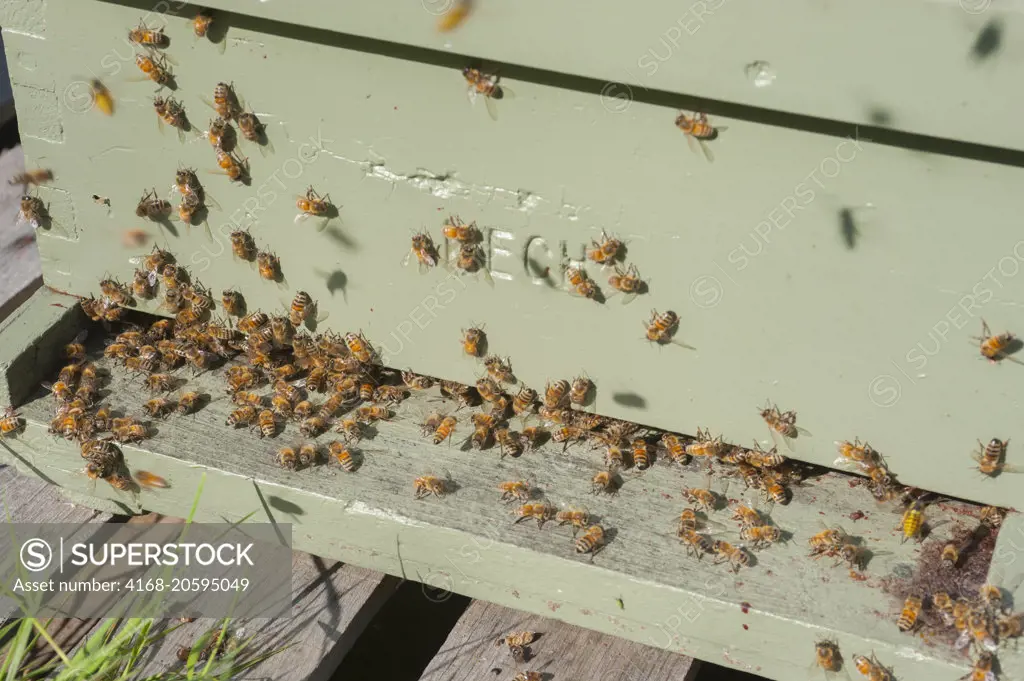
959;652;996;681
374;385;409;404
973;319;1019;363
237;310;269;334
475;377;502;404
681;475;720;512
607;264;645;304
564;264;599;300
555;506;590;535
111;422;149;444
483;355;515;384
520;426;547;452
896;594;923;633
0;407;24;438
675;111;723;163
660;433;690;465
143;397;176;418
300;416;328;438
972;437;1019;477
462;67;511;120
226;405;258;427
325;441;357;471
293;400;316;420
136;188;172;221
128;21;168;48
834;438;882;472
237;108;273;155
808;524;847;557
176;391;205;415
568;374;593;407
730;499;765;529
144;373;176;392
997;612;1023;641
294;186;334;230
63;329;88;361
256;250;285;286
574;524;605;556
631;437;652;470
811;639;844;677
214;149;248;183
760;400;799;439
99;278;133;306
133;52;174;89
403;233;441;272
431;415;458;445
442;215;482;244
498;480;532;503
153;96;188;143
220;289;245;318
512;502;556;528
275;446;298;470
496;630;536;649
591;470;619;495
207;82;242;121
978;584;1003;612
356;405;392;423
512;673;542;681
255;409;277;438
899;500;925;544
494;427;523;458
204;116;233;151
464;415;495;451
955;610;998;654
132;268;155;299
414;473;452;499
134;470;170;490
227;230;257;265
9;168;53;188
511;385;538;418
18;195;48;230
402;370;434;391
461;326;486;357
543;379;570;410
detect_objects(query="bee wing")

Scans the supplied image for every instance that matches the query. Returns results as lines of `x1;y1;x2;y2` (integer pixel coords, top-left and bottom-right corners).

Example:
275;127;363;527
176;127;186;144
200;95;219;114
484;96;499;121
477;266;496;288
697;139;715;164
497;85;515;99
202;192;222;212
619;291;638;306
685;134;700;156
293;211;310;225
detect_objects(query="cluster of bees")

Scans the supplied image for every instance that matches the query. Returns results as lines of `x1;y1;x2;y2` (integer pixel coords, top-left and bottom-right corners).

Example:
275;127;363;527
494;629;545;681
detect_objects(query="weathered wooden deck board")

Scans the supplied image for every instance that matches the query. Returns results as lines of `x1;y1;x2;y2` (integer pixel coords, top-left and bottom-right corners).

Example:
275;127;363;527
419;599;699;681
0;302;1013;680
133;552;399;681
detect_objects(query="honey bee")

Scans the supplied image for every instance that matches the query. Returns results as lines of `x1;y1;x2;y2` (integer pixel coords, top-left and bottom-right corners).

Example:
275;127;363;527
353;404;389;424
136;188;171;221
712;540;750;572
730;500;764;528
941;542;961;569
739;524;782;548
979;506;1005;528
441;215;482;244
300;416;328;438
153;96;187;143
424;414;455;445
214;149;248;183
574;524;605;556
143;397;176;418
811;639;844;677
217;289;244;318
294;443;317;469
896;594;923;632
808;525;847;556
972;437;1018;476
134;52;173;88
401;370;434;391
269;393;293;418
555;506;590;535
511;673;541;681
323;441;355;471
607;264;645;304
644;309;683;345
675;111;722;162
293;400;316;420
344;331;374;363
974;319;1019;363
134;470;170;490
512;502;556;528
131;268;154;299
631;437;652;470
563;264;598;300
852;653;893;681
494;428;523;458
454;244;494;285
956;610;998;653
237;109;272;155
294;186;333;230
996;612;1022;641
438;0;472;31
979;584;1003;612
0;407;24;438
520;426;547;452
542;379;569;409
176;391;204;415
192;10;214;38
237;311;269;334
899;500;925;544
9;168;54;188
585;229;623;266
591;470;619;495
472;378;499;405
335;417;364;442
257;251;284;285
604;444;625;469
482;355;515;384
128;21;168;47
551;425;586;451
145;373;176;392
414;473;451;499
681;476;719;512
111;423;149;444
746;443;786;469
834;438;882;471
498;480;532;503
17;195;47;230
226;405;258;427
760;400;799;439
87;79;115;116
496;630;536;649
255;409;277;438
275;446;297;470
204;116;232;150
209;82;242;120
288;291;318;327
462;67;509;120
402;233;441;272
833;543;870;571
959;652;996;681
660;433;690;465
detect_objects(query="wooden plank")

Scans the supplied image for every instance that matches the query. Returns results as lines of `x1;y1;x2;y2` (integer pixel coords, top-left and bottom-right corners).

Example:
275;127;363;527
0;329;1006;681
419;599;699;681
133;552;399;681
125;0;1024;153
4;1;1024;508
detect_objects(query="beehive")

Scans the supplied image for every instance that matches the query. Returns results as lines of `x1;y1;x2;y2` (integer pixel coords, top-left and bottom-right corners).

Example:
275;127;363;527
2;2;1024;679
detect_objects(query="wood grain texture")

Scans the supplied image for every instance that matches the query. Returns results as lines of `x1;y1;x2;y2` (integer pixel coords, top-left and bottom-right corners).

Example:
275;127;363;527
5;1;1024;509
0;330;1013;681
132;553;399;681
183;0;1024;152
419;599;699;681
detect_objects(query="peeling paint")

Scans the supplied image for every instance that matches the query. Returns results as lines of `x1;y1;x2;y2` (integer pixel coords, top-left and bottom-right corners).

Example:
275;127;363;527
347;500;430;527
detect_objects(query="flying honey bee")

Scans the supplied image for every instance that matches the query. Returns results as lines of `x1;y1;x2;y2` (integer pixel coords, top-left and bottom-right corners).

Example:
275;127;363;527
461;327;486;357
972;437;1019;477
128;21;168;48
18;195;48;230
896;594;923;633
133;52;174;88
134;470;170;490
153;96;188;143
675;111;723;163
574;524;605;556
403;233;441;272
973;319;1020;363
237;108;273;156
9;168;53;188
437;0;472;32
462;67;511;120
86;79;115;116
294;186;334;230
414;473;451;499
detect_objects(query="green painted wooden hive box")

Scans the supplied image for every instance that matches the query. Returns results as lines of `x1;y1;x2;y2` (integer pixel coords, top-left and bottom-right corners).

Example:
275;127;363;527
2;1;1024;679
